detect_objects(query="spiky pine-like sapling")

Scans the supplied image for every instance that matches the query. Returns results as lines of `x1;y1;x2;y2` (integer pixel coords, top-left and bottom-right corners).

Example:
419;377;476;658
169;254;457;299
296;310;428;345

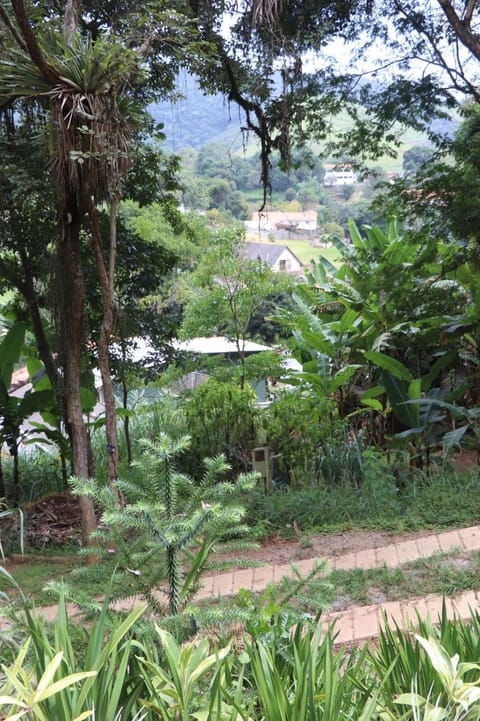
69;433;259;615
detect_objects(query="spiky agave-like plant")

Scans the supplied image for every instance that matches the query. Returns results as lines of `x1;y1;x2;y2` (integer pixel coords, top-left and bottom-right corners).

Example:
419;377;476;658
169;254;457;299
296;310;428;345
69;432;260;616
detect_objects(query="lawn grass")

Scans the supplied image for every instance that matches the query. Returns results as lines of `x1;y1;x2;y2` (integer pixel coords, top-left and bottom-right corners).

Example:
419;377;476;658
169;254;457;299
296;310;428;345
1;557;77;606
0;554;108;606
284;240;341;266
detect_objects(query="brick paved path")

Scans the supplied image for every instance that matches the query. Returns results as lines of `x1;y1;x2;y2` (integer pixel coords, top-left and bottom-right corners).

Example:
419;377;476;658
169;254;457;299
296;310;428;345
196;525;480;643
20;525;480;643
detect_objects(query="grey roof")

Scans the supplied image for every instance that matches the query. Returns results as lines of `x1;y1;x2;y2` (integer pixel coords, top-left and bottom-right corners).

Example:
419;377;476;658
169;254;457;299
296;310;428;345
243;242;293;265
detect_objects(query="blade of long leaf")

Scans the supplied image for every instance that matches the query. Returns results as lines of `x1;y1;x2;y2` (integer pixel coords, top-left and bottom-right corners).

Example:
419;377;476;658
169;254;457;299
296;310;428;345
364;350;413;382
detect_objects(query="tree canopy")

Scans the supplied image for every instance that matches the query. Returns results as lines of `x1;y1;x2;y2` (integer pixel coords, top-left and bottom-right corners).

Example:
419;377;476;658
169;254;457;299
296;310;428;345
2;0;480;535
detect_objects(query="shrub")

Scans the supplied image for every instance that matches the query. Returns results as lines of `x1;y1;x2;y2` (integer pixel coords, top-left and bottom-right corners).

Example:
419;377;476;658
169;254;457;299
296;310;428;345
182;379;258;479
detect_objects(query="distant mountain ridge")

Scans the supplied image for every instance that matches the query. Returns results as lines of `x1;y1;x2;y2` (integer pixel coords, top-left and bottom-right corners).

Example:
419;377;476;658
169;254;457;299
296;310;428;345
150;75;243;152
151;74;459;156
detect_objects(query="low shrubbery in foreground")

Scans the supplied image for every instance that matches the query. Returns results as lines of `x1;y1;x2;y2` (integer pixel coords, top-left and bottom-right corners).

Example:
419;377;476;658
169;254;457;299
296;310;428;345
2;582;480;721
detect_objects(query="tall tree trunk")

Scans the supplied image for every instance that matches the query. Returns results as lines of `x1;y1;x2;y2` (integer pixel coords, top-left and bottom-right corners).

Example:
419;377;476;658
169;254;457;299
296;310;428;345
58;213;97;546
122;374;133;465
17;248;70;425
63;0;81;43
89;199;120;490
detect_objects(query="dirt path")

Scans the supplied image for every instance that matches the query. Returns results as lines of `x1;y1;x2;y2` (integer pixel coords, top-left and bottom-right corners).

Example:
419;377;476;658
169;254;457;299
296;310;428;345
213;527;440;566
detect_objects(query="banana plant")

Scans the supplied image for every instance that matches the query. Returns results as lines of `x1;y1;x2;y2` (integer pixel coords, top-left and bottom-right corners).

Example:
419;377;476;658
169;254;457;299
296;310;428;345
279;219;459;426
363;350;455;468
0;322;53;503
404;398;480;462
283;302;363;420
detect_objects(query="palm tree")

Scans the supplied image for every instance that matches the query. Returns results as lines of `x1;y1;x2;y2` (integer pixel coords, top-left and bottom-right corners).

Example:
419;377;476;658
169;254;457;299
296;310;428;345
0;0;141;543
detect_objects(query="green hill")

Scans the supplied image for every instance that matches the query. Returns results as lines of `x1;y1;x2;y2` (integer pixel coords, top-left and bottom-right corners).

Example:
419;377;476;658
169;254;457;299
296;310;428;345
152;76;458;175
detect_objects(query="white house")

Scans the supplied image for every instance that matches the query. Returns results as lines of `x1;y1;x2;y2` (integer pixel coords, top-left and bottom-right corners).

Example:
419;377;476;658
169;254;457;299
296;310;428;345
246;210;317;238
324;163;357;187
242;242;303;275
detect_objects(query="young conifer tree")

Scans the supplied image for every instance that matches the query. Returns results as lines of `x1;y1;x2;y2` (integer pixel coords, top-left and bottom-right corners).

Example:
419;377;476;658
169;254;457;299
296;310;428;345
70;433;259;616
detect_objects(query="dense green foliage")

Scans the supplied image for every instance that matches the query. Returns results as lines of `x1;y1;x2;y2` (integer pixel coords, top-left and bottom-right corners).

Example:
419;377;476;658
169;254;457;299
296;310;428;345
3;586;480;721
4;5;480;721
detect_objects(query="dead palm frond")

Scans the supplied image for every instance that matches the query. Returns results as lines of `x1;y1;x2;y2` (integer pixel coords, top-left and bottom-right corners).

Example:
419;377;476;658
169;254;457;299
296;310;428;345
49;88;132;201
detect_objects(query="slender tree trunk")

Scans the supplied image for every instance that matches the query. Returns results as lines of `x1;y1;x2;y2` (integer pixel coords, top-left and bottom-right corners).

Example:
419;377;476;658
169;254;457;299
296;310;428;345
60;452;67;488
0;454;4;500
8;437;20;507
122;375;133;465
88;200;120;490
19;251;59;388
17;249;72;441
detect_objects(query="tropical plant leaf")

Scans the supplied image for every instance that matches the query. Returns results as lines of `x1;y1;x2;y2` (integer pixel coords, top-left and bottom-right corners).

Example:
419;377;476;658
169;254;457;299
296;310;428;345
442;425;469;455
364;350;413;382
382;371;419;428
0;321;25;387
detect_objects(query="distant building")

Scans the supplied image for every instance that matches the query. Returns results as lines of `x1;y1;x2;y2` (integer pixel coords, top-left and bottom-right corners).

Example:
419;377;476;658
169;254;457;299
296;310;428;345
242;242;303;275
173;336;273;400
174;336;271;355
324;163;357;187
246;210;317;239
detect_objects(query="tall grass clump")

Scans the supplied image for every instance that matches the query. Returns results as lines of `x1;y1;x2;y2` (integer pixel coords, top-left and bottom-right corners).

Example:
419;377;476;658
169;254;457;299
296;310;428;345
398;468;480;529
246;462;480;536
2;450;67;505
246;451;401;533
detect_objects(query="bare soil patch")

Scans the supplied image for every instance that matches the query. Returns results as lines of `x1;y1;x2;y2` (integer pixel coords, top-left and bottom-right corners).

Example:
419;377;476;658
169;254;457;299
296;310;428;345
216;528;440;566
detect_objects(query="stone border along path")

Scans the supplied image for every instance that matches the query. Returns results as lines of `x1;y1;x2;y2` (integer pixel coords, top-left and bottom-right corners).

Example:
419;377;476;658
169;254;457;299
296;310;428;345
11;525;480;643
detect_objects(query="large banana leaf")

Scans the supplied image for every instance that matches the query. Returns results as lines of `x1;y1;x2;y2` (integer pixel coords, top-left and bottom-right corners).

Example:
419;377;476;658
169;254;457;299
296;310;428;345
364;350;413;382
0;321;25;388
442;425;469;455
382;371;419;428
